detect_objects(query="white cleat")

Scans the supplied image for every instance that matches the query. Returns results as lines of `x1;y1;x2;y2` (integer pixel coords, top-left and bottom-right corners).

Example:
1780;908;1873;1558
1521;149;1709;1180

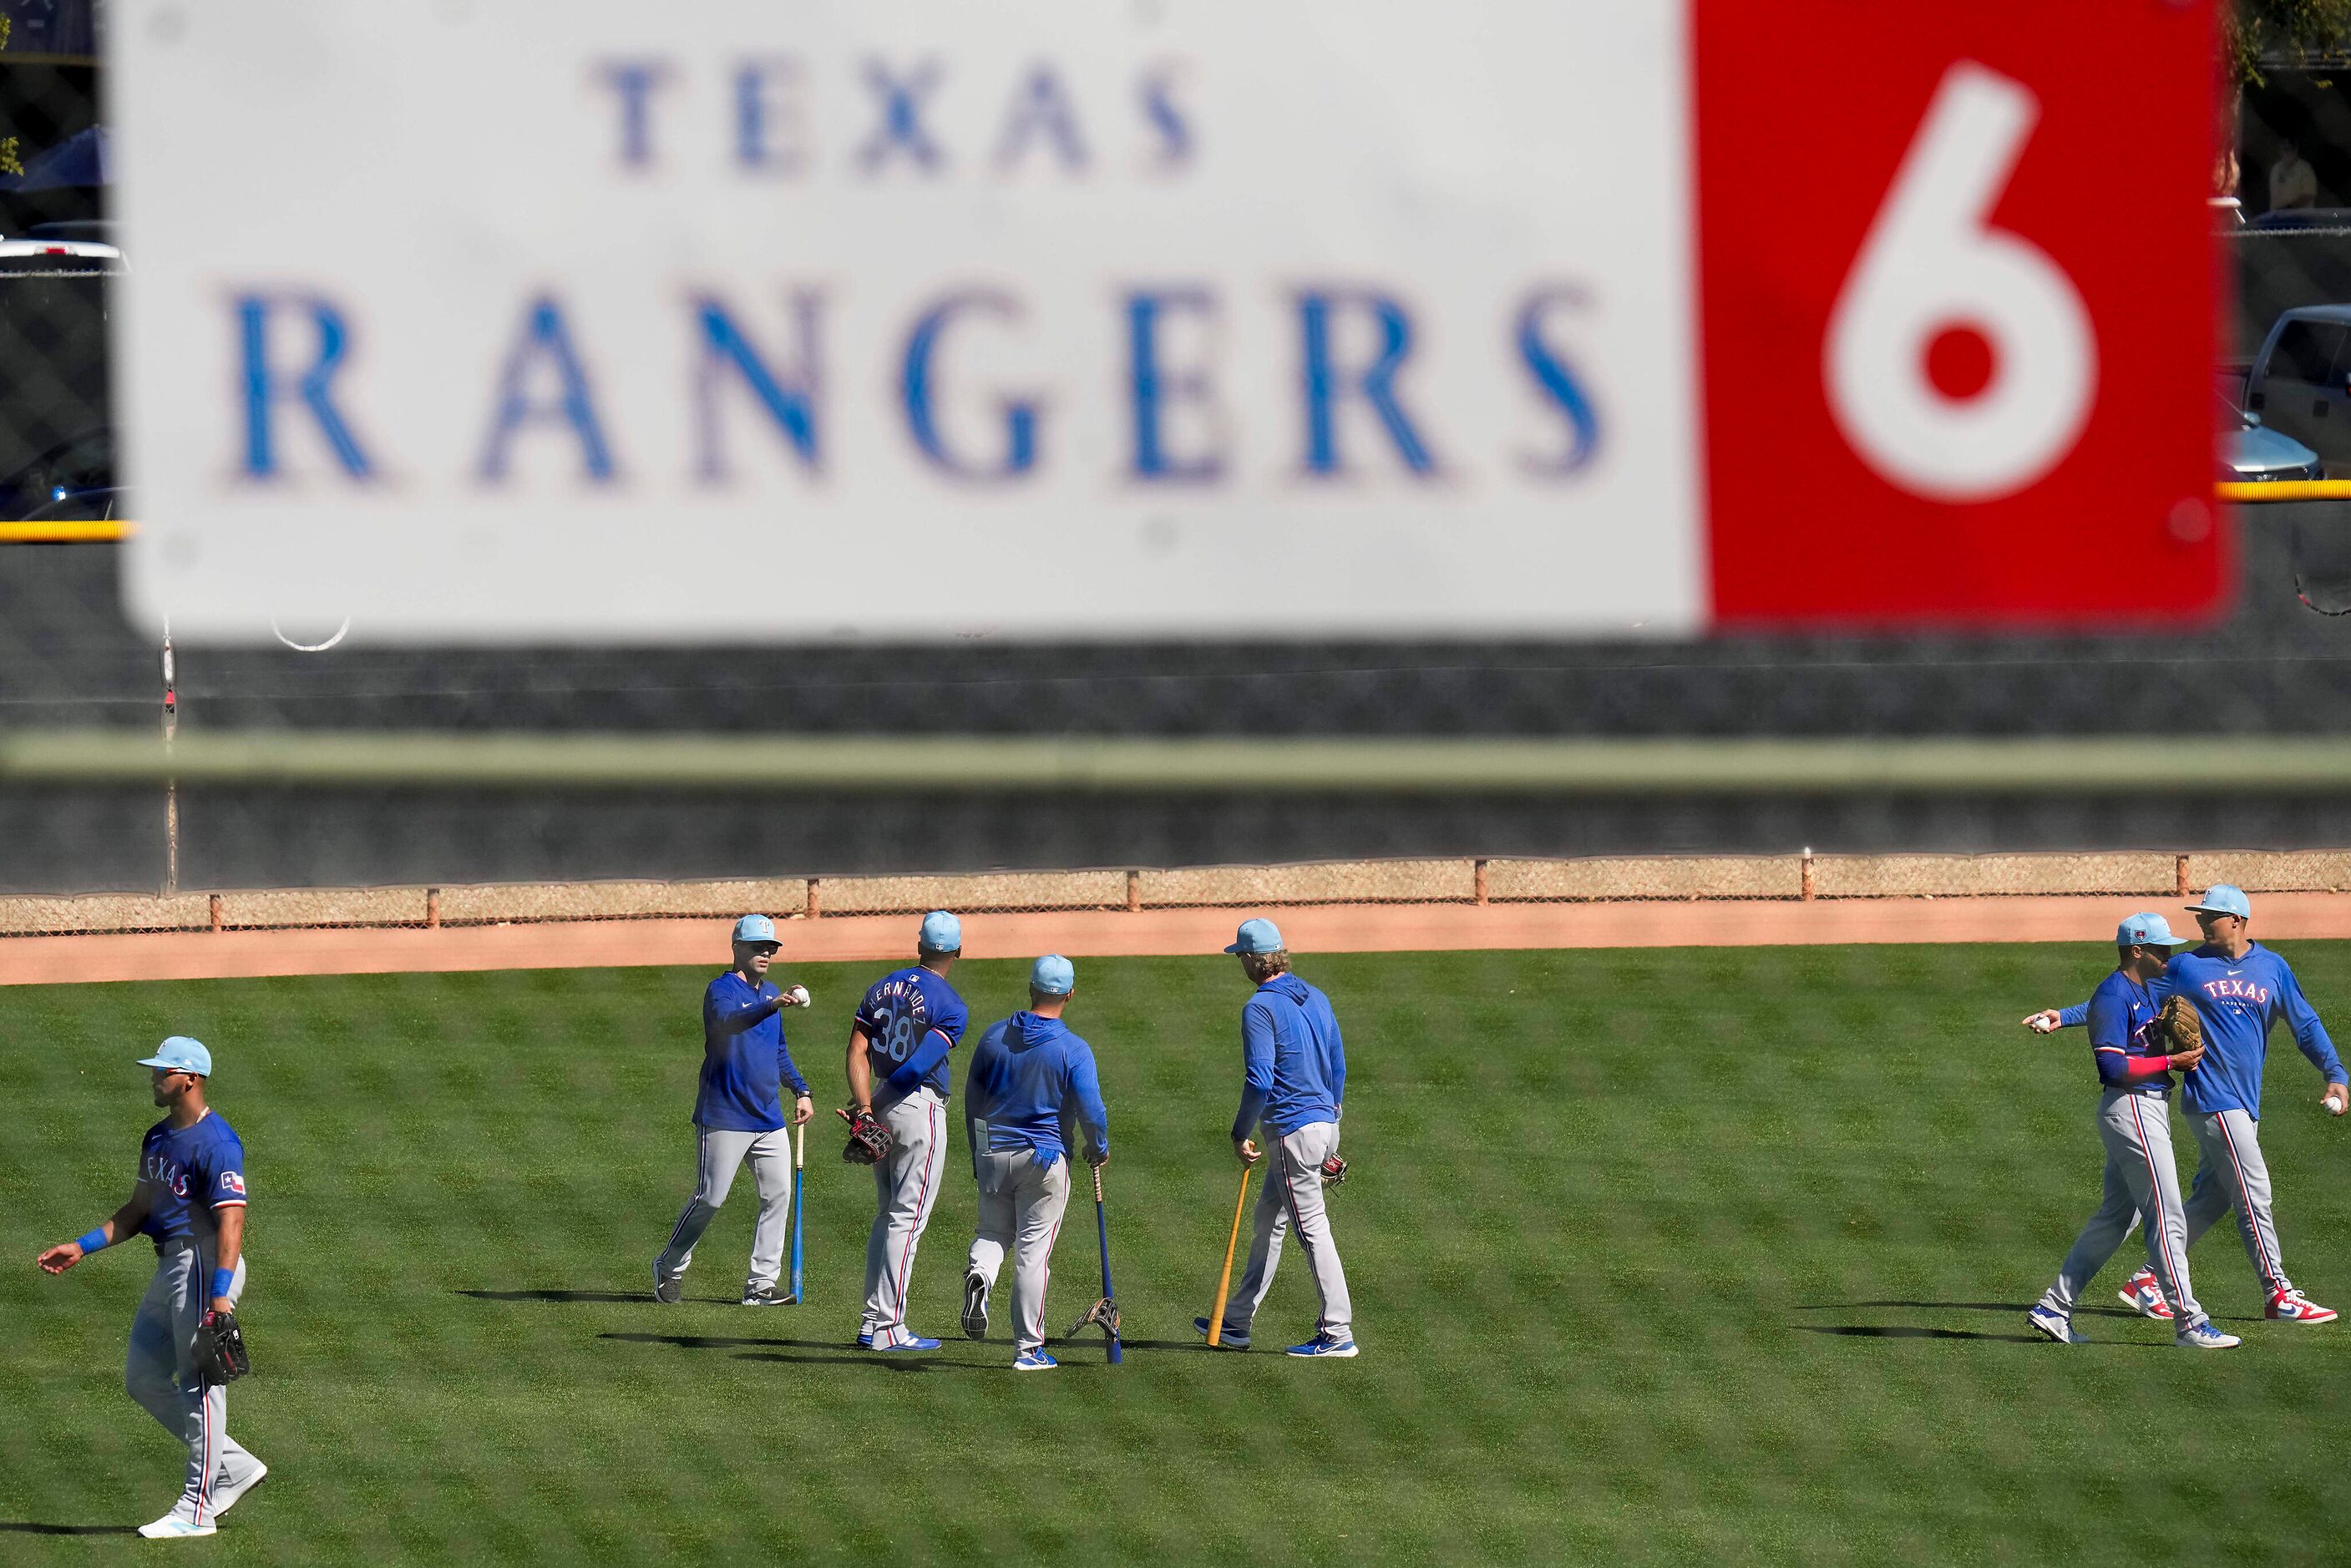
2176;1320;2242;1349
138;1513;217;1540
210;1459;269;1517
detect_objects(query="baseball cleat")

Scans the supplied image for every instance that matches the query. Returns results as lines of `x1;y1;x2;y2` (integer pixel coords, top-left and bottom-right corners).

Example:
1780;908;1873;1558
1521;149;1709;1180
651;1263;682;1306
855;1333;874;1349
2267;1287;2338;1324
2025;1304;2085;1344
138;1513;217;1540
1193;1315;1249;1350
210;1459;269;1517
2120;1268;2175;1320
1285;1331;1360;1358
961;1272;991;1340
740;1284;797;1307
2176;1320;2242;1349
868;1328;942;1352
1011;1348;1058;1371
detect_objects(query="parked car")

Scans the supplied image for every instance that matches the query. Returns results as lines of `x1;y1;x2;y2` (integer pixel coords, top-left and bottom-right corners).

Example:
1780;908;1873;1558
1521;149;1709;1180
0;234;121;273
2219;392;2323;482
0;427;113;518
2243;306;2351;474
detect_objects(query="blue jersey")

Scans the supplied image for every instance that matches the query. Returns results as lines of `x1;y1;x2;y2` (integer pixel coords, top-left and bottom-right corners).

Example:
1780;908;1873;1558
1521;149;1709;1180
963;1012;1109;1170
695;971;810;1132
856;966;970;1102
1233;972;1346;1140
2080;968;2173;1095
136;1110;247;1249
2155;943;2344;1118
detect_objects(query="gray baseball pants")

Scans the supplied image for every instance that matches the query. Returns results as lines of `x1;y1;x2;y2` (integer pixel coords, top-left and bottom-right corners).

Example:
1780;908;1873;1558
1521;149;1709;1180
126;1239;257;1528
863;1088;947;1340
965;1147;1072;1353
2039;1088;2207;1328
1225;1120;1352;1342
2181;1105;2296;1298
655;1125;794;1292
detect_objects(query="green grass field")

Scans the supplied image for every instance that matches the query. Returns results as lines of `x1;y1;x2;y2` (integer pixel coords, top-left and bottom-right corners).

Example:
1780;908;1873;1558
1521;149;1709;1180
6;944;2351;1565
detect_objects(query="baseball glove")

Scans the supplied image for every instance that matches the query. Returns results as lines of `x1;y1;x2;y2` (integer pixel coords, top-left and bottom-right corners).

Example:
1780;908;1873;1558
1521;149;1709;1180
2156;994;2205;1056
1068;1295;1121;1340
838;1105;892;1166
195;1308;251;1386
1319;1153;1349;1187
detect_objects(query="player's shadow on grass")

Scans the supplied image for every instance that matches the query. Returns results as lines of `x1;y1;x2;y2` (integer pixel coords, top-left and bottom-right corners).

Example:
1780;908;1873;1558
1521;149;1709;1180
1796;1300;2141;1320
1796;1323;2049;1344
600;1331;837;1352
457;1288;661;1305
0;1523;136;1535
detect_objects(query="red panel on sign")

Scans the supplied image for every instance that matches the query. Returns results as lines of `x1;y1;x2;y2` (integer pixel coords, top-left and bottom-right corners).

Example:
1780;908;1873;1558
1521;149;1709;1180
1691;1;2225;628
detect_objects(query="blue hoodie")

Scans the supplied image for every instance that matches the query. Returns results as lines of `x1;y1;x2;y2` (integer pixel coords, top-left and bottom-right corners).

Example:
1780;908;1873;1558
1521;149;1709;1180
962;1011;1108;1171
1233;972;1346;1140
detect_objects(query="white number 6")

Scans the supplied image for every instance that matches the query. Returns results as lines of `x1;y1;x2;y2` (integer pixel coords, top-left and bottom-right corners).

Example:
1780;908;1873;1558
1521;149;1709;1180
1825;63;2095;502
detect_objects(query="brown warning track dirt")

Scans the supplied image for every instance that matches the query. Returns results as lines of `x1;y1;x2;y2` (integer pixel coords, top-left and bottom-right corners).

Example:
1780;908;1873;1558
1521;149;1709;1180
6;893;2351;988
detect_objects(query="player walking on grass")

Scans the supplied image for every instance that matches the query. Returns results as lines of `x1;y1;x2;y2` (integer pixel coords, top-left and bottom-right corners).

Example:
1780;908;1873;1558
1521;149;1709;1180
2029;885;2348;1326
1197;918;1357;1358
36;1038;267;1540
846;911;970;1351
959;955;1111;1372
2021;916;2239;1349
653;915;814;1307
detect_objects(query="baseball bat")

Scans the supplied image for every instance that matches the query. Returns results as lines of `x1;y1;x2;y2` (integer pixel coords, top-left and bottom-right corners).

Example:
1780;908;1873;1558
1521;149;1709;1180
1092;1162;1121;1364
788;1119;805;1303
1207;1162;1252;1348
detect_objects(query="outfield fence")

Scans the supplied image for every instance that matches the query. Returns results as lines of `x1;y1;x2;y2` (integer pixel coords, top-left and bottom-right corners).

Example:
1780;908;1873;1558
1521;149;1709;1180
4;847;2349;940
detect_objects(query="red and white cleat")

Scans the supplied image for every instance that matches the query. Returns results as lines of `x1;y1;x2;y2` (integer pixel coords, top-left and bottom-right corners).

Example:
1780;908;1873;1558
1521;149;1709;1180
2119;1267;2175;1321
2267;1287;2338;1324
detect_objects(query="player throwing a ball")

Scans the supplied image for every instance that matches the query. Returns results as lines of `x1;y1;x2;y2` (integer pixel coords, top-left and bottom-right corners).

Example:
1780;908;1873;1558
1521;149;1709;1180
959;955;1111;1371
36;1038;267;1539
2021;916;2237;1349
1197;918;1357;1358
844;911;970;1351
652;915;814;1307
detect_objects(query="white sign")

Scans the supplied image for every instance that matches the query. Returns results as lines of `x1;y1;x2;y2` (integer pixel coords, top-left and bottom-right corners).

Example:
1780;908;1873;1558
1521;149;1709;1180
111;1;2218;641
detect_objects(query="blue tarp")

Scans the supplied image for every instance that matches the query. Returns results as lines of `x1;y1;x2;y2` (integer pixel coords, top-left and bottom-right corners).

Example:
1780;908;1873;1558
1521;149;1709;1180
0;124;109;190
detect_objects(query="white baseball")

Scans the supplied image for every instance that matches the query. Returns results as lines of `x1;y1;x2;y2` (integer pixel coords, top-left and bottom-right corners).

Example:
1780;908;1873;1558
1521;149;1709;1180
788;984;811;1008
2325;1090;2347;1116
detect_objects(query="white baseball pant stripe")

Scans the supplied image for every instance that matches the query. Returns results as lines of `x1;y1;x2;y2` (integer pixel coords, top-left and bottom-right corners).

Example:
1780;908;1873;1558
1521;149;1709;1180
2038;1089;2207;1328
965;1147;1072;1353
2181;1105;2293;1297
1225;1120;1351;1341
126;1238;256;1527
863;1089;947;1338
654;1125;795;1291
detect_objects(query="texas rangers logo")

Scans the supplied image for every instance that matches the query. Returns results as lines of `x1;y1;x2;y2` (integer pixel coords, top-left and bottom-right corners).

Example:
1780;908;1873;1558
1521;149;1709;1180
220;1171;246;1198
2202;978;2271;1006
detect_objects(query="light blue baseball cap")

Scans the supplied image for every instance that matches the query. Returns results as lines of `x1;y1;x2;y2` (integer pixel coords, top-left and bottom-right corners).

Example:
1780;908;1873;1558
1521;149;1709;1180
137;1036;212;1076
1031;954;1075;995
732;913;779;946
1224;917;1284;955
919;910;962;953
2116;913;2192;949
2187;884;2252;920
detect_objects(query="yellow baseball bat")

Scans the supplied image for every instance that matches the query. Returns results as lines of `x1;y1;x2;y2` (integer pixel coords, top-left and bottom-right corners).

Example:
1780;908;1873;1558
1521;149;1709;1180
1207;1161;1254;1347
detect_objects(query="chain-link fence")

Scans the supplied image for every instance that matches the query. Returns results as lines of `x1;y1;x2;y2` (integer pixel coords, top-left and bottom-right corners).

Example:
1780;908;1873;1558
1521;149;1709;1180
11;36;2351;895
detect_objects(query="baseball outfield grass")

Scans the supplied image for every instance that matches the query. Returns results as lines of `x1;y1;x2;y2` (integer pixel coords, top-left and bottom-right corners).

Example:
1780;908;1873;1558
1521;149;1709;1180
5;943;2350;1565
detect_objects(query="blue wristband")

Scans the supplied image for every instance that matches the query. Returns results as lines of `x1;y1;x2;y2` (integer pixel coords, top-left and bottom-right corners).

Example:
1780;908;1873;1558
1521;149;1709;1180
210;1267;235;1300
73;1227;109;1253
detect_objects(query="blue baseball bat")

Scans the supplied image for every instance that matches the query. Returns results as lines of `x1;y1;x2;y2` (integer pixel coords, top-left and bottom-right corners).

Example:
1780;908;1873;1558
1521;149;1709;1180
1092;1161;1120;1364
788;1120;804;1303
